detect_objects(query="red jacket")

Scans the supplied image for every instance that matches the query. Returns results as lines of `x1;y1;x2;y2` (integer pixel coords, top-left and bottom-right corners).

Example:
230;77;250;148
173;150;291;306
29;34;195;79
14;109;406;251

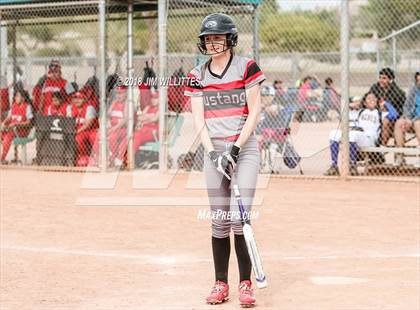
168;77;191;113
68;103;98;131
0;87;9;120
46;103;68;117
139;83;152;110
141;104;159;130
41;77;69;115
4;101;33;136
109;101;126;126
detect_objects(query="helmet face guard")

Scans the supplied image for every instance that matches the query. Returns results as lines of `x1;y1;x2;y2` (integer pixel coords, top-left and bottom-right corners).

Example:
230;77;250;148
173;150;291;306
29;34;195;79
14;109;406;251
197;13;238;55
197;33;238;55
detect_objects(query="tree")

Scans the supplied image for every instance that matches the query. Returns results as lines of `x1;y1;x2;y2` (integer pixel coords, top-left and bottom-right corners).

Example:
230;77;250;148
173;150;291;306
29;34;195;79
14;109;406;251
260;11;340;53
167;16;203;53
260;0;279;16
360;0;420;44
14;22;83;58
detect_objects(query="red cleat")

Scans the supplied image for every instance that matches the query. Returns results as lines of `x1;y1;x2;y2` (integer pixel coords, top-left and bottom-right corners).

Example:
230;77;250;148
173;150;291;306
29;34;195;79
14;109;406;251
238;280;256;307
206;280;229;304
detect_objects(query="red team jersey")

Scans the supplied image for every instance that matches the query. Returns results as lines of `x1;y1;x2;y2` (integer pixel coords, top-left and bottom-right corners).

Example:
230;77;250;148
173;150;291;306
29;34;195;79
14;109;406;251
47;104;68;117
5;101;33;136
41;78;71;114
139;83;152;110
0;87;9;119
142;104;159;130
68;103;98;131
109;101;126;126
7;102;33;124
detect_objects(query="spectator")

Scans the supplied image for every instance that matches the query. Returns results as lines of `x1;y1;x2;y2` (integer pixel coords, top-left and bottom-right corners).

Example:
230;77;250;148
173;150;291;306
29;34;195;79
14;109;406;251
272;80;287;106
310;76;322;89
324;92;385;176
348;96;362;128
67;91;98;166
323;77;341;117
46;91;68;117
256;85;276;134
393;70;420;167
260;85;275;109
298;76;312;104
1;85;33;164
114;90;159;167
257;85;297;145
369;67;406;145
39;60;74;115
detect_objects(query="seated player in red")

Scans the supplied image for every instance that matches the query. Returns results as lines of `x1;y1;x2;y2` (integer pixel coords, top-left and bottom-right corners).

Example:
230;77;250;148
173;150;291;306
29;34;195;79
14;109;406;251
46;91;68;117
0;75;9;121
67;91;98;166
0;85;33;164
114;91;159;167
80;77;99;112
107;85;128;165
89;85;127;166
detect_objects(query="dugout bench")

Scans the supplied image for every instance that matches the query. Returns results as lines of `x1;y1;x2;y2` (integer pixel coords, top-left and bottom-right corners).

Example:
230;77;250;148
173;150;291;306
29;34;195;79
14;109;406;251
359;145;420;176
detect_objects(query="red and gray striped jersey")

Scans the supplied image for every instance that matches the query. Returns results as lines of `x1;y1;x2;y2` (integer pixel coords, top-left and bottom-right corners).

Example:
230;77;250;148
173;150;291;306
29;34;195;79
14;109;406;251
184;54;265;140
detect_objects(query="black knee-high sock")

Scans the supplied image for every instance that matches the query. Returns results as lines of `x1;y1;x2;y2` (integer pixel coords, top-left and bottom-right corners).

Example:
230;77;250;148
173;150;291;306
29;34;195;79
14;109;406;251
234;234;252;283
212;236;230;283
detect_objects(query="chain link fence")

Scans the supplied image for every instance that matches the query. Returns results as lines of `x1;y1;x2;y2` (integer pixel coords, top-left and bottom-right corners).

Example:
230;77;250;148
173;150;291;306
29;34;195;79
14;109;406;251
171;0;420;178
0;0;419;178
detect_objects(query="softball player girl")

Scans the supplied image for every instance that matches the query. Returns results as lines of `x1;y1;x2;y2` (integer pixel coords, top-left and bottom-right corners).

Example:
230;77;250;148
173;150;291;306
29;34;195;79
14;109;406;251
1;85;33;164
184;13;265;307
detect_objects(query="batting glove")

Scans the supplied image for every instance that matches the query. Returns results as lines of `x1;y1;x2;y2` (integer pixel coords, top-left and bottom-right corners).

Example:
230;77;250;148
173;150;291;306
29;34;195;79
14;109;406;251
208;150;232;180
221;145;241;180
223;144;240;174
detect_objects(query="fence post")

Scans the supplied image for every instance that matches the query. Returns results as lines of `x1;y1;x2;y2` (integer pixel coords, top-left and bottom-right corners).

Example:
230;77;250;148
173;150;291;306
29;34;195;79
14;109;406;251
12;22;16;88
392;30;397;73
127;1;134;170
99;0;107;172
376;40;381;79
252;4;260;64
340;0;350;179
0;18;7;78
25;56;31;88
291;53;299;84
158;0;168;172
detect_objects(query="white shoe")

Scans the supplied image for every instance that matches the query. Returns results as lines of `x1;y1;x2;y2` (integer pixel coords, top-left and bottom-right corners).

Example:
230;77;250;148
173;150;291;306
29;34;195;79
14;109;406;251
114;158;123;167
393;154;405;167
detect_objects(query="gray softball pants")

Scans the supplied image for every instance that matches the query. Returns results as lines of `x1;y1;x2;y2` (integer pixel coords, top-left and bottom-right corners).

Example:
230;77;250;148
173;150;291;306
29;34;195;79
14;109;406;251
204;135;260;238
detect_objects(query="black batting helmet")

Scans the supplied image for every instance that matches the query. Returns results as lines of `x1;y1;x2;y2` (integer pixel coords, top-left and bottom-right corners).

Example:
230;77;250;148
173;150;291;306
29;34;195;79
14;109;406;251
197;13;238;55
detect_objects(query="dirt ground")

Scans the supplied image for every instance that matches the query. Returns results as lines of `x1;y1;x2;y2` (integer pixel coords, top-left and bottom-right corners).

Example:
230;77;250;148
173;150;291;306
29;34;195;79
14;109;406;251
1;169;419;310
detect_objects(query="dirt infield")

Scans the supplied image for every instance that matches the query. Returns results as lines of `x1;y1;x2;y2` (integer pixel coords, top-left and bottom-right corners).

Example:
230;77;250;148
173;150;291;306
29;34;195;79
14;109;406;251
1;169;419;310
